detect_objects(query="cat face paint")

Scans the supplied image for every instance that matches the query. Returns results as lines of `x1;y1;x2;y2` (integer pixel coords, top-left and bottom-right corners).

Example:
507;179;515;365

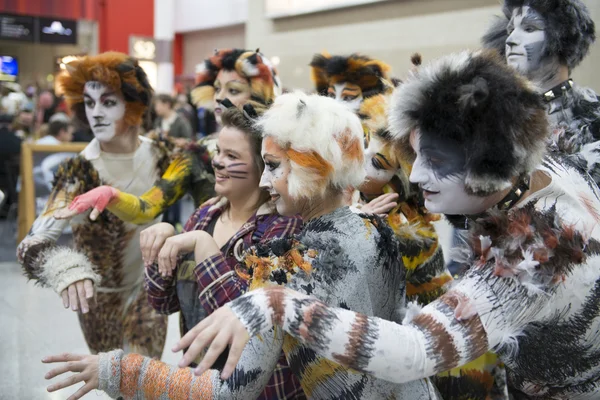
506;6;549;80
260;137;300;216
360;134;397;195
327;83;364;112
214;70;251;124
212;126;259;198
84;81;126;142
409;131;491;215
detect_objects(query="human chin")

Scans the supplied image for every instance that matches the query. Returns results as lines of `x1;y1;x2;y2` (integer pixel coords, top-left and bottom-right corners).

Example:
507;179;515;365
271;193;297;216
91;125;117;142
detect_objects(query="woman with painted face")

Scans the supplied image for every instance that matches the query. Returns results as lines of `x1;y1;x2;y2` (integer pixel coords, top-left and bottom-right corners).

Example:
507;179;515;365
483;0;600;185
168;51;600;399
16;52;169;358
54;48;281;225
43;93;441;399
143;104;305;399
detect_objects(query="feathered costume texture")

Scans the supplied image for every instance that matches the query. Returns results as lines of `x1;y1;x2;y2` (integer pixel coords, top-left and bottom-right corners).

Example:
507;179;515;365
221;50;600;400
482;0;595;72
191;48;281;110
390;49;548;196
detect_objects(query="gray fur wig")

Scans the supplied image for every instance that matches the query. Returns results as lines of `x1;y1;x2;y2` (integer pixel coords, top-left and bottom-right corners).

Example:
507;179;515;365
482;0;595;71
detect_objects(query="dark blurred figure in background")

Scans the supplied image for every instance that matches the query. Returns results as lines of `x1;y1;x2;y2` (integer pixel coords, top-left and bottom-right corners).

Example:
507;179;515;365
0;113;21;218
154;94;193;145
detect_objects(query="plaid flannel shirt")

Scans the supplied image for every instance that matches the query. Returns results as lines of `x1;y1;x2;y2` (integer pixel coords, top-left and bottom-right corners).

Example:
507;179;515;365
145;198;305;399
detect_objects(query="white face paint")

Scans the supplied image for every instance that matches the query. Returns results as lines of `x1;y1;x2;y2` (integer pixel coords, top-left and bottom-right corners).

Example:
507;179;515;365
84;81;126;142
505;6;548;79
409;132;491;215
327;83;364;112
360;135;396;194
259;137;300;216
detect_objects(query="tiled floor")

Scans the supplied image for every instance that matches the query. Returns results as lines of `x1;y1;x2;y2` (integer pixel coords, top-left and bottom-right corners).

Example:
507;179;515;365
0;261;182;399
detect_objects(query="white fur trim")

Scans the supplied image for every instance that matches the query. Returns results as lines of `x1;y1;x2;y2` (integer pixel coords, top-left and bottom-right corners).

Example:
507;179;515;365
257;91;366;199
40;247;102;294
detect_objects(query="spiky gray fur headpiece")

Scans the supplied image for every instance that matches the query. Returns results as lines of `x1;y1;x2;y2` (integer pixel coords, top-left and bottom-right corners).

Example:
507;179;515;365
482;0;595;71
389;50;549;196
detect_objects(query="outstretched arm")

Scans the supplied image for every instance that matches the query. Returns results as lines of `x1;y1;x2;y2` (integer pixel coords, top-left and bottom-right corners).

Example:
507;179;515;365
44;327;283;400
179;264;551;383
55;151;212;225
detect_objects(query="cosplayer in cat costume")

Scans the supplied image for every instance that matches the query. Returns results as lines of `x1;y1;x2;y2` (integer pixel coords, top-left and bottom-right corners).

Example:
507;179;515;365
309;52;450;305
311;52;508;399
57;48;281;224
177;49;600;400
16;52;168;356
43;92;442;400
483;0;600;184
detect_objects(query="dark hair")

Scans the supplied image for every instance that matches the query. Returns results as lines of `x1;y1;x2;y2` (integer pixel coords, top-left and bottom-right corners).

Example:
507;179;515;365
155;94;175;108
48;120;71;138
221;107;264;174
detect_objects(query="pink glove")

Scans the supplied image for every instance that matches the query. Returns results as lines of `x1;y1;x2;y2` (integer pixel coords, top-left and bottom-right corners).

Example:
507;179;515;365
54;186;118;221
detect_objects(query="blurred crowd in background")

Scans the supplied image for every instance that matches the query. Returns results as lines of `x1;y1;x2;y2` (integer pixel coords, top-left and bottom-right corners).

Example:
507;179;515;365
0;80;215;224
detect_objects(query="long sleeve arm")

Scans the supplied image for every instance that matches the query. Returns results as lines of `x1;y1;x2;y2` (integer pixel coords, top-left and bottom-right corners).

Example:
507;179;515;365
17;158;101;294
106;153;194;224
228;264;550;385
99;328;284;399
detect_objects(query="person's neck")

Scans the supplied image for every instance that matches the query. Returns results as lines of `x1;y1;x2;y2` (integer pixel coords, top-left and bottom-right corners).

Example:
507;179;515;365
226;189;263;224
301;193;345;221
533;64;569;93
99;129;140;154
165;109;176;120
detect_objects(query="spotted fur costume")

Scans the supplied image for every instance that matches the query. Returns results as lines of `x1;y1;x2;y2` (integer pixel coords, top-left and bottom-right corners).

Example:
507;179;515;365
226;153;600;400
16;52;171;356
17;137;169;356
98;207;441;399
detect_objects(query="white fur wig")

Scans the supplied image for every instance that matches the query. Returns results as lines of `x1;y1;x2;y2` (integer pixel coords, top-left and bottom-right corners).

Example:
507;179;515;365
256;91;366;199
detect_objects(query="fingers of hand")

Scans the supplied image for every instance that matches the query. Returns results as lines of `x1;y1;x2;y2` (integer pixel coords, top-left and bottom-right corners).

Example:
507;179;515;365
89;208;101;221
195;331;230;376
68;285;79;312
173;316;211;353
180;325;216;369
150;235;167;267
75;281;88;314
221;333;249;380
158;242;172;276
42;353;85;364
61;290;69;309
169;243;180;274
83;280;94;299
44;360;84;379
68;381;97;400
47;371;86;392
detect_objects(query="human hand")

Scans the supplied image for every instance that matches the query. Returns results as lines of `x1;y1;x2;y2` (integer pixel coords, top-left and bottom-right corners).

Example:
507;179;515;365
157;231;203;276
60;279;95;314
140;222;176;267
43;353;99;400
360;193;399;216
53;186;119;221
173;305;249;380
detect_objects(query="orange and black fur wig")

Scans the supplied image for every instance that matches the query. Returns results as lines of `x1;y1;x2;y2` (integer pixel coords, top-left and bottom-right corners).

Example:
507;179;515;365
191;48;281;110
310;53;392;98
58;52;153;128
